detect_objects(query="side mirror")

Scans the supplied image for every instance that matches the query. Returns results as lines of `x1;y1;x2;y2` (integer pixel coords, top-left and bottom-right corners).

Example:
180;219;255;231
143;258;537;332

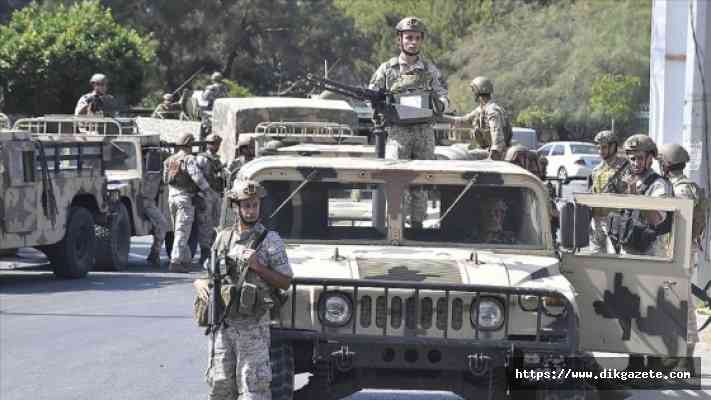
559;202;591;250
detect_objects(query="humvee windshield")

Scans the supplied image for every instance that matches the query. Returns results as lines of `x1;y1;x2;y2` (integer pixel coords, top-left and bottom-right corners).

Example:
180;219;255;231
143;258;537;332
104;142;137;171
225;179;544;247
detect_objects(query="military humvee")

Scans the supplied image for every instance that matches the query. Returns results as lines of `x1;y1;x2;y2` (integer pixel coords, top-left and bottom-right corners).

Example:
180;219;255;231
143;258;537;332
231;156;695;399
13;116;173;269
0;130;121;278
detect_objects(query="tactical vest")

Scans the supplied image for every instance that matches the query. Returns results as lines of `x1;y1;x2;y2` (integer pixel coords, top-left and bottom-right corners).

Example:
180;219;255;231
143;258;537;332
216;226;275;320
199;152;225;193
387;58;434;109
673;178;708;242
164;153;199;193
592;158;627;194
472;102;512;149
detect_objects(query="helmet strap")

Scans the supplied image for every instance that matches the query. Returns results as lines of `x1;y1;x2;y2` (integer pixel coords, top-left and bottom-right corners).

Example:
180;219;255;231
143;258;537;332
238;201;260;226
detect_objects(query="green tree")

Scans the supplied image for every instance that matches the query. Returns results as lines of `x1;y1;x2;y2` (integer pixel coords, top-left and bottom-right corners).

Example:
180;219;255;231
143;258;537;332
0;0;156;114
590;73;641;132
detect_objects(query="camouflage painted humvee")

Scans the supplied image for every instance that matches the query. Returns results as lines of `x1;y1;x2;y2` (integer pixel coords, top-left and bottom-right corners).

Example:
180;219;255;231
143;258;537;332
0;130;121;278
232;156;695;399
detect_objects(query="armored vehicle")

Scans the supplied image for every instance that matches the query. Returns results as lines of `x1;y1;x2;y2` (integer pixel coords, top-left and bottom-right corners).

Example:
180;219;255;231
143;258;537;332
231;156;695;399
14;116;173;269
0;130;121;278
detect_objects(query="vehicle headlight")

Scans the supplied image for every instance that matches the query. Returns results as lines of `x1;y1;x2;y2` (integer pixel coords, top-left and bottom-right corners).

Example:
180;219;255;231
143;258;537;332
470;297;505;330
542;296;566;318
319;292;353;327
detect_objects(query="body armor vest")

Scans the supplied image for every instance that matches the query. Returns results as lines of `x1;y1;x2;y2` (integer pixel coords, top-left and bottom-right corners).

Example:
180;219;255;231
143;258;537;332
165;153;199;193
387;58;434;109
200;152;225;193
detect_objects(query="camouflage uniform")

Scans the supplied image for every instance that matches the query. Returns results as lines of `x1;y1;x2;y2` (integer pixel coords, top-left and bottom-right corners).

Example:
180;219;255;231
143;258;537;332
140;170;169;264
207;222;293;400
369;55;447;225
620;169;673;257
196;149;225;250
74;92;117;116
203;83;229;109
152;102;181;119
448;102;507;153
669;171;700;344
474;199;515;244
163;149;211;268
589;155;629;253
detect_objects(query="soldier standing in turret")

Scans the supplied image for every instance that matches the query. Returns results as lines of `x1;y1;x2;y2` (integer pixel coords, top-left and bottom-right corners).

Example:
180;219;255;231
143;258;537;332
163;133;217;273
203;72;229;110
589;130;629;253
194;180;293;400
196;134;226;264
443;76;510;160
75;73;117;116
368;17;449;229
152;93;182;119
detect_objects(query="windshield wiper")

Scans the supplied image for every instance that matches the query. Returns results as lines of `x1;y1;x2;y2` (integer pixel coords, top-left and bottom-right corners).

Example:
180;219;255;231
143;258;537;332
436;177;477;225
268;169;319;220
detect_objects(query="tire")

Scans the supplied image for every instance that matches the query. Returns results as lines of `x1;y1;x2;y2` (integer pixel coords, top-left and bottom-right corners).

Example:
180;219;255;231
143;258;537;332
49;206;96;279
164;221;198;258
557;167;569;181
95;202;131;271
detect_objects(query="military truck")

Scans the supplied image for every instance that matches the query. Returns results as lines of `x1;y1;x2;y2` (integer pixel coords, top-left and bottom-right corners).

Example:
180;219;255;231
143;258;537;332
13;116;171;270
229;156;695;399
0;130;123;278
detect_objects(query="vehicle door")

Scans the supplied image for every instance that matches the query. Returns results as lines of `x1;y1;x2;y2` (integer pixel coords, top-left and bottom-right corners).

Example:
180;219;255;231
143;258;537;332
547;144;565;177
561;193;694;356
1;140;39;233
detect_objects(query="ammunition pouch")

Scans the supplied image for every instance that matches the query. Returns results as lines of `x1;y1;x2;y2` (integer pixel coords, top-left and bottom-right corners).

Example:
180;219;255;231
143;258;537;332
607;211;658;253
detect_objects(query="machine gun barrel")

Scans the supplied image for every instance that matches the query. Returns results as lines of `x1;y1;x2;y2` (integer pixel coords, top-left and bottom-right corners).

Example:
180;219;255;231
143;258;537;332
171;67;205;100
305;74;387;103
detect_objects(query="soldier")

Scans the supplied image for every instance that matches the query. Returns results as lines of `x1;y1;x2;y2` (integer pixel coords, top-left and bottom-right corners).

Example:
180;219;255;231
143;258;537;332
203;72;229;110
443;76;510;160
504;144;530;169
193;180;293;400
141;159;170;268
152;93;182;119
611;134;672;256
74;73;117;116
589;130;629;253
369;16;449;229
475;199;515;244
658;143;703;356
163;132;216;273
196;134;226;264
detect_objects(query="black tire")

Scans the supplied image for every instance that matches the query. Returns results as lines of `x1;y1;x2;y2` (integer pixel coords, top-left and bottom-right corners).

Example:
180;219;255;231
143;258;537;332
49;206;96;279
164;221;198;258
95;202;131;271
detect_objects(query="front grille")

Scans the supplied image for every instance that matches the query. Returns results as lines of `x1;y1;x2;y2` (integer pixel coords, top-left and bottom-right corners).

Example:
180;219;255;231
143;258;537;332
366;294;465;331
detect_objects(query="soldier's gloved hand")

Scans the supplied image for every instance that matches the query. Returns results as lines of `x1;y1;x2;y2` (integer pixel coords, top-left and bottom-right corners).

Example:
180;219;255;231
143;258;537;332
240;248;265;272
193;279;209;302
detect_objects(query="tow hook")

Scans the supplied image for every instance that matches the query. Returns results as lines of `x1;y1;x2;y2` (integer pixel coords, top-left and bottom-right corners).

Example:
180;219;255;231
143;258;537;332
467;353;492;376
330;345;354;372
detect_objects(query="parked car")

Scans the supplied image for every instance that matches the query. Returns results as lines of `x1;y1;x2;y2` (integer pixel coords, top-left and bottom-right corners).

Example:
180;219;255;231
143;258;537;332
537;141;601;179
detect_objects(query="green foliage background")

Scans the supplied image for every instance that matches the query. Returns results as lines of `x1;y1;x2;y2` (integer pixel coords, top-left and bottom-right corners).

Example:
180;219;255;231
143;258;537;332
0;0;652;140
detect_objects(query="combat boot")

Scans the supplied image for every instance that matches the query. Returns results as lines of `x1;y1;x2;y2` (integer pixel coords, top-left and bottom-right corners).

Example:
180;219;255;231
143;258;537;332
169;262;190;273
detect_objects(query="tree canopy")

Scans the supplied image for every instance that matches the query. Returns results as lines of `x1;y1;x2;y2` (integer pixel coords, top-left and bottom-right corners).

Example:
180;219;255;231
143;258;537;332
0;1;156;114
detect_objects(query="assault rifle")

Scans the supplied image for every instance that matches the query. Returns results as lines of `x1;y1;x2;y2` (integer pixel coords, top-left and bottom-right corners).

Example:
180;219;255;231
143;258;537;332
600;160;630;194
206;245;223;335
169;67;205;101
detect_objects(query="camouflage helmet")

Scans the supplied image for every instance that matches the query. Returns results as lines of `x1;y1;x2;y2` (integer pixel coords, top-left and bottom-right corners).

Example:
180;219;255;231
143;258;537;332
162;93;173;101
90;73;107;84
470;76;493;97
176;132;195;146
396;17;426;34
657;143;690;166
504;144;529;161
593;130;618;145
263;139;283;152
227;180;267;202
623;134;657;155
211;72;223;82
204;134;222;144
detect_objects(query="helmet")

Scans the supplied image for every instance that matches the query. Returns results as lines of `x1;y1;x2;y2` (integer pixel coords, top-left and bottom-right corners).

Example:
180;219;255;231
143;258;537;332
623;134;657;155
162;93;173;101
658;143;690;166
594;130;618;145
176;132;195;146
470;76;493;97
211;72;223;82
204;134;222;144
90;73;107;84
262;139;283;153
395;17;426;34
504;144;529;161
227;180;267;201
237;134;254;148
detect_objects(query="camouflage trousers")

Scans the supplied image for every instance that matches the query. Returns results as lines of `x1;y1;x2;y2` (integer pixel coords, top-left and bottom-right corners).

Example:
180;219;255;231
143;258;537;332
169;194;195;265
143;199;169;253
207;316;272;400
196;194;221;249
386;124;435;224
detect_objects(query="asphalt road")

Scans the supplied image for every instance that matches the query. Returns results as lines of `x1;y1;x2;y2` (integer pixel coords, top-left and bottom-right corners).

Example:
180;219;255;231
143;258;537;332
2;235;711;400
